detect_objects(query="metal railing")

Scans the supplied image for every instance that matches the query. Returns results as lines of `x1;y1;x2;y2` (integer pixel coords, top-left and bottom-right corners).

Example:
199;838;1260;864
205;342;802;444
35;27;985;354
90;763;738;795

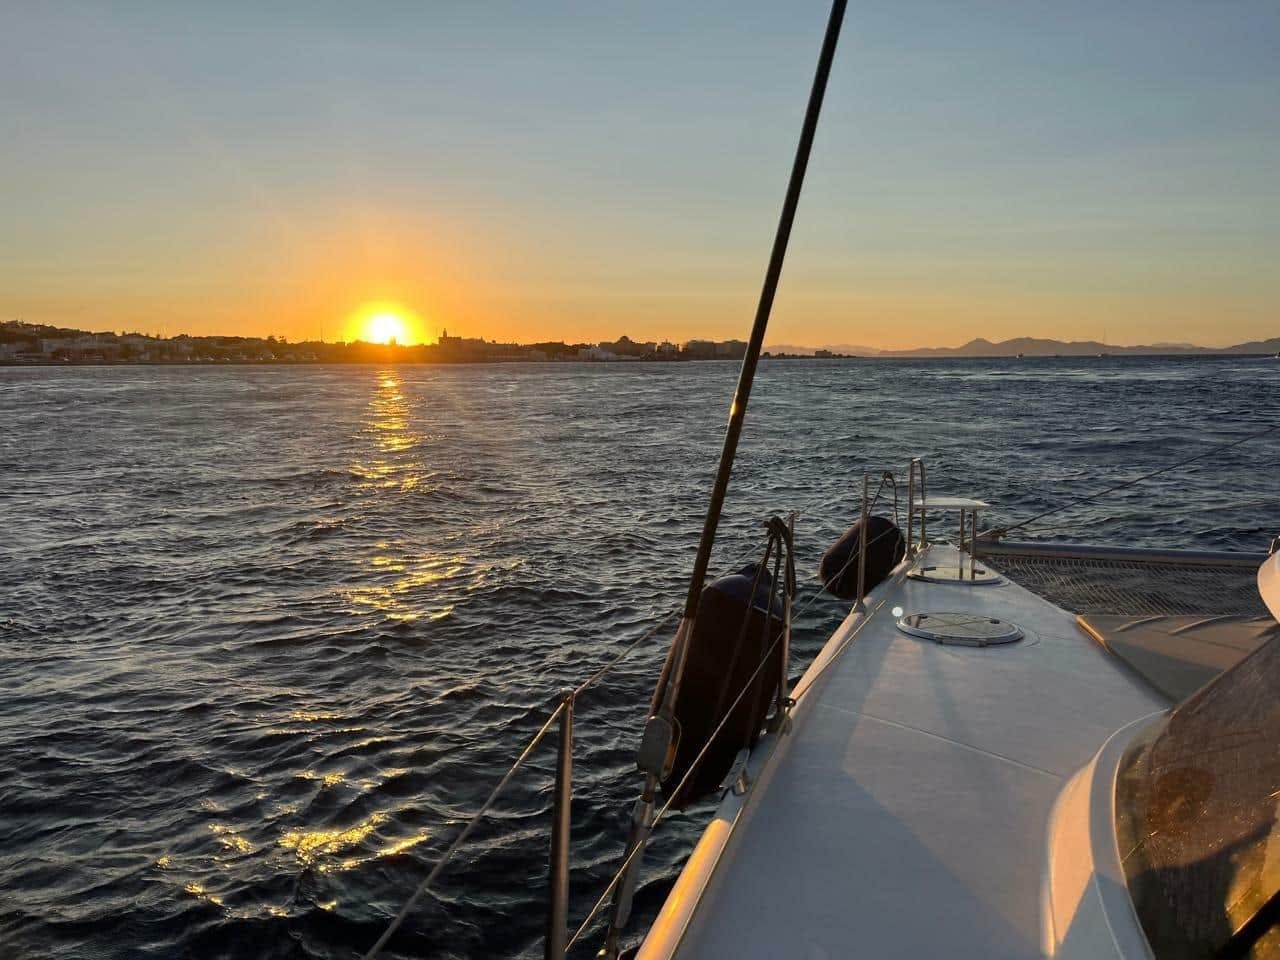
855;473;869;610
905;457;927;558
360;517;802;960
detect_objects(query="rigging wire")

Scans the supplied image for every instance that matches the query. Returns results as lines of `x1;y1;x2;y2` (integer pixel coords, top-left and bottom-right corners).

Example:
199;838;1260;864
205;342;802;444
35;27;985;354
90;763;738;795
356;512;815;957
569;517;903;949
573;608;680;700
991;422;1279;538
360;701;566;960
357;494;861;958
566;625;790;951
567;483;865;698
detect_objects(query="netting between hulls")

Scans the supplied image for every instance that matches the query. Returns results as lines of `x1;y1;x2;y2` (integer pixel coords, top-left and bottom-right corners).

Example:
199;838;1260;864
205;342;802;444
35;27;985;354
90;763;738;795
987;554;1268;618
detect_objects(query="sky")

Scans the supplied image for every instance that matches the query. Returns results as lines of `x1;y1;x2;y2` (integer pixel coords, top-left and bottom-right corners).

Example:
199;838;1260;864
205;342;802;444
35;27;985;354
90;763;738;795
2;1;1278;349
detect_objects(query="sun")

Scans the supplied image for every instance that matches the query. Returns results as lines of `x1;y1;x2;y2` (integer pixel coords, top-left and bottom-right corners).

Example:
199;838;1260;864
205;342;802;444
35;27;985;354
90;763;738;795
366;312;407;345
346;302;424;345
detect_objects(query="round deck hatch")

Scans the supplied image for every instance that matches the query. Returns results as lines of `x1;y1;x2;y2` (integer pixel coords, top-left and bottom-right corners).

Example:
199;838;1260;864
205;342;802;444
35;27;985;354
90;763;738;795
907;563;1002;585
896;612;1023;646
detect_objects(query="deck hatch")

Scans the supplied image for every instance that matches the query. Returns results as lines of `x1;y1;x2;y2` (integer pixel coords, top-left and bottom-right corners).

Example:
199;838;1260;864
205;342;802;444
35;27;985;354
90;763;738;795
907;563;1002;585
896;612;1023;646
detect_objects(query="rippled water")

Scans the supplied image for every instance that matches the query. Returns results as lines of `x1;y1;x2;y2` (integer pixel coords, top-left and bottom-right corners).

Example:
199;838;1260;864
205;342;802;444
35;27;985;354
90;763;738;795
1;357;1277;959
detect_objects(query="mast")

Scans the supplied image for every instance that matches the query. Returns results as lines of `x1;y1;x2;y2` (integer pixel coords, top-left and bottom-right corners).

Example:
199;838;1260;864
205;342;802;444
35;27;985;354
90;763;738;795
599;2;848;954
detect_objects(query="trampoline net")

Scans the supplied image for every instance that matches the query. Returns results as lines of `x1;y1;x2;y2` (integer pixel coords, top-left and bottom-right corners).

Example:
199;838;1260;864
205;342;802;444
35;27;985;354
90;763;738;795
986;553;1268;618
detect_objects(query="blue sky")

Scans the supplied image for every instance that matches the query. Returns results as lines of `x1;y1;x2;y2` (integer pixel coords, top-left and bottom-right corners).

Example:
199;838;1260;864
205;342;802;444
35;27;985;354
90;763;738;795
3;1;1277;347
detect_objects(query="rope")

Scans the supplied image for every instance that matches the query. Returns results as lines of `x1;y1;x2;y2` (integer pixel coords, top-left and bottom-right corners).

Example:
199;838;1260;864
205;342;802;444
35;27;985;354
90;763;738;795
361;700;566;960
992;422;1279;538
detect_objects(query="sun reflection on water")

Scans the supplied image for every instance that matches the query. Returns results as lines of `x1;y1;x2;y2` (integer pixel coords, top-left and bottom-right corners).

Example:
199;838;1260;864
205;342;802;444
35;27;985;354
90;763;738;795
210;823;253;854
183;881;223;906
369;372;413;455
293;768;350;789
277;811;430;874
348;550;465;623
279;813;387;870
288;710;342;723
344;370;464;622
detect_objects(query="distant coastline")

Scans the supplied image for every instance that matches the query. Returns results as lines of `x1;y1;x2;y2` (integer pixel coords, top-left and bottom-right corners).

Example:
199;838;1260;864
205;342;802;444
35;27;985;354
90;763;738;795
2;321;1277;366
0;323;853;366
771;334;1280;358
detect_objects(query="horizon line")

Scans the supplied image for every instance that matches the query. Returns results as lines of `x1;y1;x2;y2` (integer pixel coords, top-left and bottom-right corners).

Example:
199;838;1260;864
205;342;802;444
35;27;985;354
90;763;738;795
4;319;1268;354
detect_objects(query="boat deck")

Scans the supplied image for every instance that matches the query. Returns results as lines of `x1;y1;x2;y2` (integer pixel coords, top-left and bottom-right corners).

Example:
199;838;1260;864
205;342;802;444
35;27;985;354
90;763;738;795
647;544;1166;959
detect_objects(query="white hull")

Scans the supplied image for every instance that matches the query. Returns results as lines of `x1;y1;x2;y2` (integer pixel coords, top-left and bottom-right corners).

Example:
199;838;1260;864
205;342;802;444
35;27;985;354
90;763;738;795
639;543;1168;959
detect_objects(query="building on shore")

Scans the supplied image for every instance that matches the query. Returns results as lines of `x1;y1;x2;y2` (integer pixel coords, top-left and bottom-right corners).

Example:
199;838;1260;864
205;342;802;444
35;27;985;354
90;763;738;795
436;329;491;360
681;339;717;360
714;339;748;359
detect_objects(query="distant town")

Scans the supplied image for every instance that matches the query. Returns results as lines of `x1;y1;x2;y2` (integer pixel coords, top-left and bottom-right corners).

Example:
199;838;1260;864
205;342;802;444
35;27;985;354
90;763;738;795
2;320;1277;365
0;321;856;365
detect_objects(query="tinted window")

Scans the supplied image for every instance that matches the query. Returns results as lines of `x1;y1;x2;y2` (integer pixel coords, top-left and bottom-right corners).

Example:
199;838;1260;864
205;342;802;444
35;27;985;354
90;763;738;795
1116;634;1280;959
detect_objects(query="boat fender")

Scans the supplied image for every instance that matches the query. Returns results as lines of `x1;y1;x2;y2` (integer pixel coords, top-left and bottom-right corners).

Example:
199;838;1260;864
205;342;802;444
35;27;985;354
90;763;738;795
820;516;905;599
662;564;785;810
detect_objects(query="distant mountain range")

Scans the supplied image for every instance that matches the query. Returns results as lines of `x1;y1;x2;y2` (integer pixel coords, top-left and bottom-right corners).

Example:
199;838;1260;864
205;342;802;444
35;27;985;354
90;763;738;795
773;336;1280;357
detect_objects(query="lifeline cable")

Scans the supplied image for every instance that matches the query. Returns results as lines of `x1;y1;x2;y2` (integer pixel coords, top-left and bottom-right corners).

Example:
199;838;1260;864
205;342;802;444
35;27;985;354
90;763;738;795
992;422;1279;538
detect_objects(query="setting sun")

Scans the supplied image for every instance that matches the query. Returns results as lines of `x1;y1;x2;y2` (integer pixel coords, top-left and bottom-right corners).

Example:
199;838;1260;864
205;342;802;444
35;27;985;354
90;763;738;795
346;302;426;345
366;312;407;345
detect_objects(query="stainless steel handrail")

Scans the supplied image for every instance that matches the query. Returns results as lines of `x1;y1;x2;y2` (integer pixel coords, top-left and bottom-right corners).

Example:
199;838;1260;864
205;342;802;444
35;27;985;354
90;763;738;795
905;458;927;558
905;464;915;557
855;473;869;611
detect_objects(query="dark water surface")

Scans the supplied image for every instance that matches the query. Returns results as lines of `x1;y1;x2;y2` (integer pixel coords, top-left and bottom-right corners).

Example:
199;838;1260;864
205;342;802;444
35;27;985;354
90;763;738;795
2;358;1277;959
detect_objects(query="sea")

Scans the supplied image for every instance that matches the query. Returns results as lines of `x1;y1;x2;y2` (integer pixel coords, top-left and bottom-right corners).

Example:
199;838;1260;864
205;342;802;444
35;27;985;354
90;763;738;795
1;356;1277;959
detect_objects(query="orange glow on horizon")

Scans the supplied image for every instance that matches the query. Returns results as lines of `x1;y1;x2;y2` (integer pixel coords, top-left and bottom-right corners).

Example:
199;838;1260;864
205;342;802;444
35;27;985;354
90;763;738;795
9;199;1272;351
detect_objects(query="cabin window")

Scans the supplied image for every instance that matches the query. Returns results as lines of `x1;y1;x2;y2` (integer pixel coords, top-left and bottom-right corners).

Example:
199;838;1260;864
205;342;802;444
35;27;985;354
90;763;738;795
1115;635;1280;958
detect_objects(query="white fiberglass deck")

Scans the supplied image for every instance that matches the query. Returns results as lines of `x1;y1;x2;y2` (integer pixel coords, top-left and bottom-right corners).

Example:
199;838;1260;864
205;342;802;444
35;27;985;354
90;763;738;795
643;544;1166;959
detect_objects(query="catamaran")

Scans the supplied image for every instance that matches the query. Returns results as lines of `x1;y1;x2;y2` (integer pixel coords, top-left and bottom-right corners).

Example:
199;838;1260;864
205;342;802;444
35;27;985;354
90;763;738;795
361;3;1280;957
